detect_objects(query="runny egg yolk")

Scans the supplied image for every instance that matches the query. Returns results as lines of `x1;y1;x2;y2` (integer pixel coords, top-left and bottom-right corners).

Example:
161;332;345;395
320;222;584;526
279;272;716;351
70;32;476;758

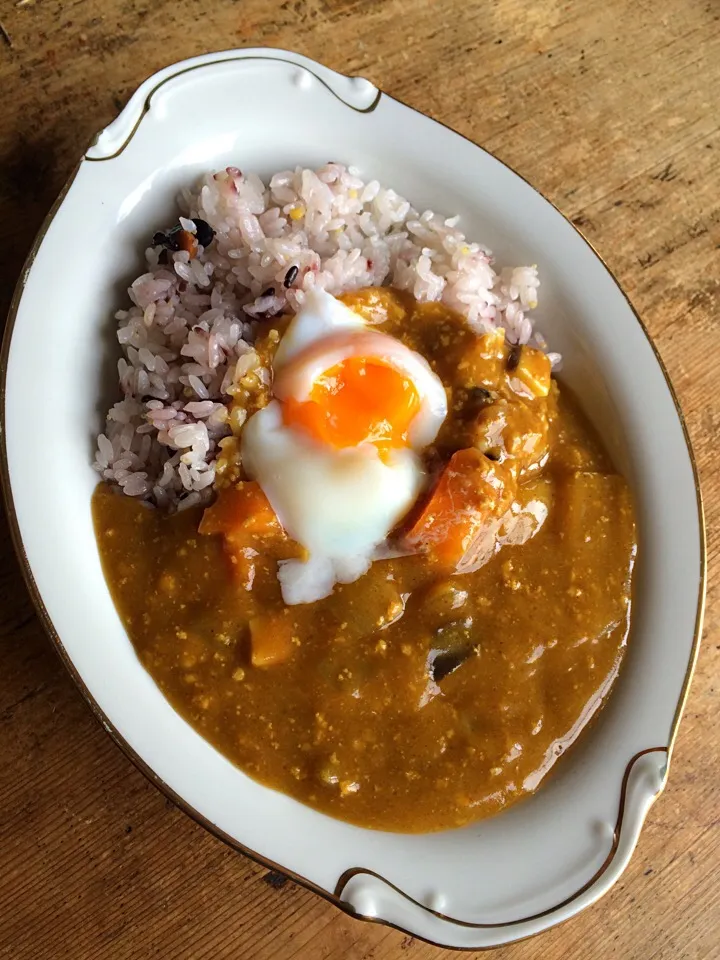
282;357;421;454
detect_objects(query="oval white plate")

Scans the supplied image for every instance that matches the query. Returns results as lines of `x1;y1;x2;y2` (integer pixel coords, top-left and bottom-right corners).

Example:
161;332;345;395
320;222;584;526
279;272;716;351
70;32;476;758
0;49;705;949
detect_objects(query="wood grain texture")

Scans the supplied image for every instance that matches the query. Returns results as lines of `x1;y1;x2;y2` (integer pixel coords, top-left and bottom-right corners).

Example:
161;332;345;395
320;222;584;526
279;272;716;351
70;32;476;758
0;1;718;957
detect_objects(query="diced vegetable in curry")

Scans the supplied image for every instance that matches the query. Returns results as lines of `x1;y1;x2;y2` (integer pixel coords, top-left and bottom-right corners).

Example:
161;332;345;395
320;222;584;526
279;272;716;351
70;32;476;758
93;288;636;832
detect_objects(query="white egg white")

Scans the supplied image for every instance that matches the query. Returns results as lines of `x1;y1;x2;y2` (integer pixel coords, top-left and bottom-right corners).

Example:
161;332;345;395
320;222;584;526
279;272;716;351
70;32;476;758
242;402;424;603
272;287;366;369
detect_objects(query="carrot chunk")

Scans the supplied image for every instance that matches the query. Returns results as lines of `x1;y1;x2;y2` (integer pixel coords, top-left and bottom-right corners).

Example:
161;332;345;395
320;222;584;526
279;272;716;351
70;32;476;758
199;482;280;540
404;448;514;567
199;483;283;588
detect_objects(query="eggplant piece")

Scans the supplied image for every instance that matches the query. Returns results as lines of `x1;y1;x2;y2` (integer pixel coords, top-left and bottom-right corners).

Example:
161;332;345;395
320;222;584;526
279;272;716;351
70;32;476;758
426;619;476;685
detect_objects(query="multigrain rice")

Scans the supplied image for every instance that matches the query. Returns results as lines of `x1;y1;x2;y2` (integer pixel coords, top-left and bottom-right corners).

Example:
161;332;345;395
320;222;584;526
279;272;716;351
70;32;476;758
95;163;554;509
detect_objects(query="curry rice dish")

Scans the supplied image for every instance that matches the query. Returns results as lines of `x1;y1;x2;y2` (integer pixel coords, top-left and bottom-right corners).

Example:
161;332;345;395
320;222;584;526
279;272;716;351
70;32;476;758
93;165;636;832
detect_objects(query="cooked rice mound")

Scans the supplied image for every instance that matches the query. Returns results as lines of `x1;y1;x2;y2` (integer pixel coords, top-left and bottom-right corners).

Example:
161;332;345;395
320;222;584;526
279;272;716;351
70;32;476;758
95;163;551;510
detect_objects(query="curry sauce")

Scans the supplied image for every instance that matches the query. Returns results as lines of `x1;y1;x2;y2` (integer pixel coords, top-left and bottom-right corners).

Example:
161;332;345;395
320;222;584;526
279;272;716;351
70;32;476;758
93;290;636;832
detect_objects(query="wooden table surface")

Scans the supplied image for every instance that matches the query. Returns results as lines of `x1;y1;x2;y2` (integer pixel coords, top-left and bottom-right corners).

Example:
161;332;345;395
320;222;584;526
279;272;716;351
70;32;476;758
1;1;718;957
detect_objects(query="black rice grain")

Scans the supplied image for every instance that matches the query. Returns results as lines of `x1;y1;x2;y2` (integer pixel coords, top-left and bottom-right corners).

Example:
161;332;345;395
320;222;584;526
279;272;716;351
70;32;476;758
507;344;522;371
193;218;215;248
283;265;299;288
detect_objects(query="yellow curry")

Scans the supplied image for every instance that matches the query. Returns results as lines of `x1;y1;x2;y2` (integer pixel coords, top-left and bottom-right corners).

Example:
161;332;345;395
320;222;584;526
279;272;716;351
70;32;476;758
93;289;636;832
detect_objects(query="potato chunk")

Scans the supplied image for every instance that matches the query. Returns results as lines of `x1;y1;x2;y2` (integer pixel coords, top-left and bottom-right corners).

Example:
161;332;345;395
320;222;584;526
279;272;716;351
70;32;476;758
249;613;296;668
505;346;552;399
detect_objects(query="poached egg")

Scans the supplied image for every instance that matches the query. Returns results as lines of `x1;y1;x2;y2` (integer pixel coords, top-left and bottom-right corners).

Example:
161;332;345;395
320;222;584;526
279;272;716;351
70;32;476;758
241;289;447;603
